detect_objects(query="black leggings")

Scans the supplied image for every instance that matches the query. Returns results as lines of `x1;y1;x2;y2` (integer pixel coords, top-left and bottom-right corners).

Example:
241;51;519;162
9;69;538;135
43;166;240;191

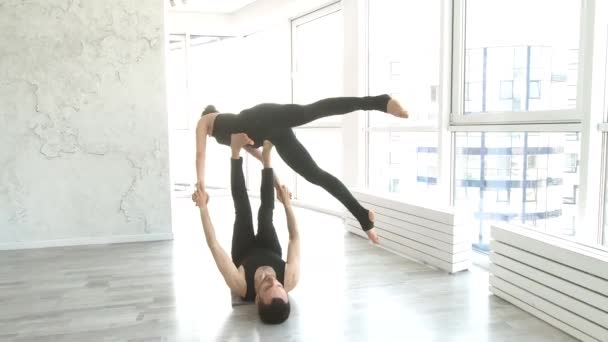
236;95;390;231
230;157;282;266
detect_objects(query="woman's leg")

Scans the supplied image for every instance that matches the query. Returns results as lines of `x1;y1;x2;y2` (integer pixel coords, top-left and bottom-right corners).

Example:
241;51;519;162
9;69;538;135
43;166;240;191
230;157;256;266
239;94;398;129
272;130;374;231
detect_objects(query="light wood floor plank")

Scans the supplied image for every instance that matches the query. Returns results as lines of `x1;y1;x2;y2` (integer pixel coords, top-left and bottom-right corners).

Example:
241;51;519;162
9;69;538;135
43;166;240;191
0;195;577;341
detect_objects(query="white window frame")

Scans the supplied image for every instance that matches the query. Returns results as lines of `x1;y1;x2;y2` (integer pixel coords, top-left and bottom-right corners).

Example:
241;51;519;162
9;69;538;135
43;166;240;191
289;2;344;210
364;0;448;195
597;6;608;246
450;0;591;126
291;1;343;130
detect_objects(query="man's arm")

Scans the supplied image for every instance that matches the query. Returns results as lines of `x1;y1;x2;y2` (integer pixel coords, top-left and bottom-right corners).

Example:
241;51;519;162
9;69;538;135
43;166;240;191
279;186;300;292
196;195;247;297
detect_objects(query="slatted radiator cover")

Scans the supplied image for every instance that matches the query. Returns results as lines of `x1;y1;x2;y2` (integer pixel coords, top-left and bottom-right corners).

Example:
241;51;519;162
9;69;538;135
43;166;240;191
490;223;608;342
345;189;471;273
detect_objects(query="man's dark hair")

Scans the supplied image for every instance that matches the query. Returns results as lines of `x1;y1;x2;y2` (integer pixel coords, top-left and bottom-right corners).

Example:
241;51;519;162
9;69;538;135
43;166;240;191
201;105;218;116
258;297;290;324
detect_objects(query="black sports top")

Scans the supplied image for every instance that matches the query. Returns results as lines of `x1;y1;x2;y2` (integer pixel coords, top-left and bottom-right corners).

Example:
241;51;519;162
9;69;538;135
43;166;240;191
211;113;239;147
239;248;286;301
211;113;268;148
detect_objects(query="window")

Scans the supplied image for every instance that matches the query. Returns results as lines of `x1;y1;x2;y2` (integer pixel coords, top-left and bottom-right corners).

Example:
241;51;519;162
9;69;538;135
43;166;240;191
529;80;541;99
527;155;537;169
499;80;514;100
454;132;581;251
292;5;343;125
565;153;578;173
390;179;400;192
460;0;581;119
367;0;441;201
291;6;344;211
389;61;402;80
368;0;440;126
563;185;578;205
525;187;537;202
497;189;510;202
368;132;438;199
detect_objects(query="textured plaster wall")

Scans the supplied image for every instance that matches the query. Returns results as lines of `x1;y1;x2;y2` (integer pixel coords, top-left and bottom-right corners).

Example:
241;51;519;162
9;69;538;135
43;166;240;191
0;0;172;245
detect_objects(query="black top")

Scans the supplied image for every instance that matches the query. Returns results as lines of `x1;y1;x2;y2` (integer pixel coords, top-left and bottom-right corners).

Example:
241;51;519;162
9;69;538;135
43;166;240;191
239;248;286;301
212;113;240;147
211;113;267;148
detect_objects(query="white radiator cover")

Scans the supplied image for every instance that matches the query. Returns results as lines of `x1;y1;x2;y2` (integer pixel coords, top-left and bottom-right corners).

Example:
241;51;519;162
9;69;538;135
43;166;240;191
345;189;472;273
490;224;608;342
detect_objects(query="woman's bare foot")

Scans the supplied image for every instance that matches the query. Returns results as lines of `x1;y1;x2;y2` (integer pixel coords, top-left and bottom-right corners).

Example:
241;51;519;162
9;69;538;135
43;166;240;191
365;210;380;244
262;140;273;168
387;98;408;118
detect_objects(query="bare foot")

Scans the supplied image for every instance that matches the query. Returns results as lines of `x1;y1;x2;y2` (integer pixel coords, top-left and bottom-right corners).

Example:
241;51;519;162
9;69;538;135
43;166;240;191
386;98;408;118
365;210;380;244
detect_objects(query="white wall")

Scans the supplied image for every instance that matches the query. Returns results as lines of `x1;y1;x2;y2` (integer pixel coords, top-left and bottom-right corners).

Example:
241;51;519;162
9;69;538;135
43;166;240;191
166;11;238;36
234;0;332;34
0;0;172;248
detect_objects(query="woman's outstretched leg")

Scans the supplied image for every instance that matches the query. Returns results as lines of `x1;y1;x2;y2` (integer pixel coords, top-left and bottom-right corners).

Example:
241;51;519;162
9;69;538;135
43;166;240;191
239;95;407;129
272;130;379;243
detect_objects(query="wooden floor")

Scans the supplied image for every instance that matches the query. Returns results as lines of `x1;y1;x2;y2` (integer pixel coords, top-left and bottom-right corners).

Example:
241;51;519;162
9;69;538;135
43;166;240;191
0;192;578;341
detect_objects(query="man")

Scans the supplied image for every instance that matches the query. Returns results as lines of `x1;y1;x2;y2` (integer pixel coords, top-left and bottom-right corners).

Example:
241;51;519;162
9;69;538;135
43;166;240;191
193;133;300;324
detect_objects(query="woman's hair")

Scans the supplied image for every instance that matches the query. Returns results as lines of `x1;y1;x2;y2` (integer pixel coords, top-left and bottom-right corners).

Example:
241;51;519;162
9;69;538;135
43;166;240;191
201;105;218;116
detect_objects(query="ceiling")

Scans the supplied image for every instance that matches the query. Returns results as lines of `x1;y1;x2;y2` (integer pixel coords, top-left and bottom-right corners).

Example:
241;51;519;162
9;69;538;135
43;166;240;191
168;0;258;13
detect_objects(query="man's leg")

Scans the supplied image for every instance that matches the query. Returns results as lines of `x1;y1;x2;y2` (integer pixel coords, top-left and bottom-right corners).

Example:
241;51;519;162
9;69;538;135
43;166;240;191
239;94;406;129
230;156;256;266
255;141;282;256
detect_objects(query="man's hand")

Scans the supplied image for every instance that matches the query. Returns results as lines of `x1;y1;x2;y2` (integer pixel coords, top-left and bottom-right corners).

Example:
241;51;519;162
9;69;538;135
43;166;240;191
192;188;210;207
276;185;293;206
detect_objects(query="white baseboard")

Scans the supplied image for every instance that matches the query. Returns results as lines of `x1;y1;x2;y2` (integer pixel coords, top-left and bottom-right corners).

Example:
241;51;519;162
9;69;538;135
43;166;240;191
0;233;174;251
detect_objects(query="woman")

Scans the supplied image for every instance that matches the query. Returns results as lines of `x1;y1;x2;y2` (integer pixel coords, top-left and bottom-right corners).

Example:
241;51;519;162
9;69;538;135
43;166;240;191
195;95;408;244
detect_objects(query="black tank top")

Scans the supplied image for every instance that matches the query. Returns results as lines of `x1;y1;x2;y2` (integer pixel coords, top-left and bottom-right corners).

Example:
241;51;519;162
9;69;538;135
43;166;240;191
211;113;267;148
211;113;239;147
240;248;286;301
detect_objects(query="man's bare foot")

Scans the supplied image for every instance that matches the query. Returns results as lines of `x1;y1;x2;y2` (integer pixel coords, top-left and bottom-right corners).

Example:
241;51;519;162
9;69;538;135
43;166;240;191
365;210;380;244
262;140;273;168
387;98;408;118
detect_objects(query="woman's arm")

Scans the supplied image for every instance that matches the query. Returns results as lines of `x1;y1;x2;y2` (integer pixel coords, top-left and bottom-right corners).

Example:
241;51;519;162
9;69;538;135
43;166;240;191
195;118;208;191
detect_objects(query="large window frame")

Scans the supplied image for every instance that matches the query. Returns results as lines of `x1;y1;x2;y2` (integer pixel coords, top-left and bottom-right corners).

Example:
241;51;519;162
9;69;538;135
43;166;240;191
448;0;606;248
450;0;590;126
364;0;449;200
289;2;345;215
598;5;608;246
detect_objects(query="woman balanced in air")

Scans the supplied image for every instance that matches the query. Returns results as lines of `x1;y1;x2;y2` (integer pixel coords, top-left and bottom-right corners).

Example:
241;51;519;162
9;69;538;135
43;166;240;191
195;95;408;244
